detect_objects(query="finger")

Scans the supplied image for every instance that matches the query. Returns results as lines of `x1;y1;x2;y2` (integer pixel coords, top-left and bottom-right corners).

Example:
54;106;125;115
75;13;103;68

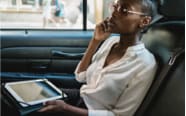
101;21;106;32
105;17;110;22
38;105;55;112
103;20;108;32
106;17;114;32
103;17;110;31
107;22;114;32
45;100;57;106
97;23;105;33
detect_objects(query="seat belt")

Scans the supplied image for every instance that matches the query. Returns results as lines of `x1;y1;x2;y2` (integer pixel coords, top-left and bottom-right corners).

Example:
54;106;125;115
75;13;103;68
135;48;184;116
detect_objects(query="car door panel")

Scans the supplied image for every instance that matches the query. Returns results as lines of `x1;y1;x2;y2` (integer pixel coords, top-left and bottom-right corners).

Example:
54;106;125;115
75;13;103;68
1;30;92;74
2;47;86;73
1;30;92;88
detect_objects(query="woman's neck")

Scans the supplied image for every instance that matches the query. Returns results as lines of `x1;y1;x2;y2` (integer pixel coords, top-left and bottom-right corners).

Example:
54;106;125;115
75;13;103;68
118;33;141;49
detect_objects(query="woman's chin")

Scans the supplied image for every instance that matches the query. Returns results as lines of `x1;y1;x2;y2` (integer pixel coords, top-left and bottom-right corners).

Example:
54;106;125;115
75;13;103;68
109;29;119;34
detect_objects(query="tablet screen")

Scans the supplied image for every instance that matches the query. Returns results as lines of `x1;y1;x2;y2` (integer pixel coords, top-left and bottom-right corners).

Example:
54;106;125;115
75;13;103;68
5;79;63;107
10;81;59;102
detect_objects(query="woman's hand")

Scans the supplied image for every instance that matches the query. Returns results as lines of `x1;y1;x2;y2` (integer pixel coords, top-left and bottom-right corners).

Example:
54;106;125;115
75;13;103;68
93;18;112;42
38;100;67;112
38;100;88;116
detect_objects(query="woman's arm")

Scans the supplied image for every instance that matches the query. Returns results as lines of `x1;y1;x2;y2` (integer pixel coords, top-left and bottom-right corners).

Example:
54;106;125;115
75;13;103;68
76;39;101;73
39;100;88;116
38;100;116;116
77;18;111;73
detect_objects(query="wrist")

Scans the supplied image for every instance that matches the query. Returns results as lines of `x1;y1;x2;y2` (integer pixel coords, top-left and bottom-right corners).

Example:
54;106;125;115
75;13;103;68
91;37;102;44
63;102;70;112
88;38;102;52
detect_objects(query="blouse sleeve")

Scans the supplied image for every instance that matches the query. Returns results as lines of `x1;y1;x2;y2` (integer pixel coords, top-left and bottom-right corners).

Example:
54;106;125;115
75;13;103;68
74;37;115;83
74;61;87;83
88;110;115;116
74;50;99;83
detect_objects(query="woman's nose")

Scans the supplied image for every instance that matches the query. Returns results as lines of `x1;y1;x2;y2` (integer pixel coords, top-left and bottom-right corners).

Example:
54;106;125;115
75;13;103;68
111;9;119;18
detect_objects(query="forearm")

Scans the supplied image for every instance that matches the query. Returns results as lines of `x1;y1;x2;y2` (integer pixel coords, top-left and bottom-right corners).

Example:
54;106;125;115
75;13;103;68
64;103;88;116
77;18;111;73
77;38;101;73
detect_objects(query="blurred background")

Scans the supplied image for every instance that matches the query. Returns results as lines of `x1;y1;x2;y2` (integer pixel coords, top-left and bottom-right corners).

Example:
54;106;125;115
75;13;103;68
0;0;114;29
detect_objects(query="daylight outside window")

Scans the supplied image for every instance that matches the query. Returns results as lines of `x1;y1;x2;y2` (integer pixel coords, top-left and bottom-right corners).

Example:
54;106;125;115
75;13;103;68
87;0;114;29
0;0;85;29
0;0;114;29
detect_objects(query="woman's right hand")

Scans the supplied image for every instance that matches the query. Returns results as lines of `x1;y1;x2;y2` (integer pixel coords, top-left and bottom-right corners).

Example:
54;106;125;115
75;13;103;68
93;18;112;42
76;18;113;74
38;100;67;113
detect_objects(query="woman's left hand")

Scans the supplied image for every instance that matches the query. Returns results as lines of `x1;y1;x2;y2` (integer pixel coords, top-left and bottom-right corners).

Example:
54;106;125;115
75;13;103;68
38;100;67;112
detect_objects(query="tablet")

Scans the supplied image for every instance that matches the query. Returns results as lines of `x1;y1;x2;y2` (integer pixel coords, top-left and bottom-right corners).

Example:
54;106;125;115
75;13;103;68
5;79;66;107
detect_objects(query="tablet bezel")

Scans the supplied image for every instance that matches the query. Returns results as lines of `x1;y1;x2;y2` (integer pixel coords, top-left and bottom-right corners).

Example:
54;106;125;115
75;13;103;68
5;79;63;107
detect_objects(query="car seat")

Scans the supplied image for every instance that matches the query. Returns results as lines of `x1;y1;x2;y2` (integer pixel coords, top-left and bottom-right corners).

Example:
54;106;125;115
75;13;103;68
134;0;185;116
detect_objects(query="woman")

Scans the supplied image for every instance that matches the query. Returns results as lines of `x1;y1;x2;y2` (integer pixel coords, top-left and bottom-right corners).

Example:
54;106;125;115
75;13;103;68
39;0;157;116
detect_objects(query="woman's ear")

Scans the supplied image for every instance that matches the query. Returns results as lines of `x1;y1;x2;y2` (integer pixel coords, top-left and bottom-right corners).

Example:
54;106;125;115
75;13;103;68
139;16;152;28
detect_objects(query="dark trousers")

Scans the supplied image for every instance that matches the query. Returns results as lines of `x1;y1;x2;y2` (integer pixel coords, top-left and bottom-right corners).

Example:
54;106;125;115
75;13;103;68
61;88;87;109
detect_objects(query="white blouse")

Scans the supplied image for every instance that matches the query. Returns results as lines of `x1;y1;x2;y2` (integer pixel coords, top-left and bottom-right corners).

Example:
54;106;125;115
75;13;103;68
75;36;157;116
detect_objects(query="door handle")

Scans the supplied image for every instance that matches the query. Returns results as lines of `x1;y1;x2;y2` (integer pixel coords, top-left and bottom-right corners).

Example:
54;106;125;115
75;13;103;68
31;65;48;69
52;50;84;59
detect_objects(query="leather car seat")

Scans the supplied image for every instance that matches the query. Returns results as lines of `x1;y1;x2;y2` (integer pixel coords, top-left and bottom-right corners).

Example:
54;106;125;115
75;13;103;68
134;0;185;116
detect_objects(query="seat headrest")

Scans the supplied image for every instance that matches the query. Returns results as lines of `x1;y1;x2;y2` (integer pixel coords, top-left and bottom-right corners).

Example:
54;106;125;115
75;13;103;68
143;21;184;50
158;0;185;19
142;21;184;63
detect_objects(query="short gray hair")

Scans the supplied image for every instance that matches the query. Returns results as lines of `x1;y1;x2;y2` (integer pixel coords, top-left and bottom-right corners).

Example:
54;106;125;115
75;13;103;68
140;0;158;19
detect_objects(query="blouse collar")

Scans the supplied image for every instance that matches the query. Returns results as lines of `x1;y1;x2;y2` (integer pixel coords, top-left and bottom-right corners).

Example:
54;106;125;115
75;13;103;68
126;43;145;52
112;36;145;53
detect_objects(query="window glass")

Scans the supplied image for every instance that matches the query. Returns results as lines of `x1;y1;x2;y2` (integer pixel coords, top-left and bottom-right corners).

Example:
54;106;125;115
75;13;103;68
0;0;83;29
87;0;114;29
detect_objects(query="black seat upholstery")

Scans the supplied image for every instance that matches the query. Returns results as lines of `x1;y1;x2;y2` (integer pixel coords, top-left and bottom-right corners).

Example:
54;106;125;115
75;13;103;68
135;21;185;116
135;0;185;115
158;0;185;20
144;49;184;116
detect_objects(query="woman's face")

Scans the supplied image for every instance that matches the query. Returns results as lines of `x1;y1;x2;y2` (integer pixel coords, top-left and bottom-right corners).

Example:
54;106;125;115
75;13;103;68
108;0;147;35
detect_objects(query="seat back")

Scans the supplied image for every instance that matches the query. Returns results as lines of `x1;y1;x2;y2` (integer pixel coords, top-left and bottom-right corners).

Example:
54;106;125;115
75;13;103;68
158;0;185;20
144;48;185;116
134;21;185;116
134;0;185;114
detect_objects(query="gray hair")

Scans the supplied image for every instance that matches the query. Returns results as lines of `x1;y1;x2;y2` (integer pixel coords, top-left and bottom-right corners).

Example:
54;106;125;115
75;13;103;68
140;0;158;19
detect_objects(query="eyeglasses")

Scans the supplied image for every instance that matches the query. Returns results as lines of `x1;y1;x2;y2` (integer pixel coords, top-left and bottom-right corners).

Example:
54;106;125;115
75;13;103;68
110;3;147;16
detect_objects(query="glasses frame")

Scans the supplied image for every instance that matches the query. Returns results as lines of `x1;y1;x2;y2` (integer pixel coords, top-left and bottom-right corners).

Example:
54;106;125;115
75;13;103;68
111;3;148;16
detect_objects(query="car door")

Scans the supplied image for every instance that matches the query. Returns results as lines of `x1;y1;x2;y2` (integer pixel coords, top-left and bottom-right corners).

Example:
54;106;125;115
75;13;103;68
0;0;104;85
0;0;106;115
1;30;92;86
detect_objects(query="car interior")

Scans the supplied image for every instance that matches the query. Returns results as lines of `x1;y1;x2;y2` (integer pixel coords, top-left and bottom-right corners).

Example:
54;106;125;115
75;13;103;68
1;0;185;116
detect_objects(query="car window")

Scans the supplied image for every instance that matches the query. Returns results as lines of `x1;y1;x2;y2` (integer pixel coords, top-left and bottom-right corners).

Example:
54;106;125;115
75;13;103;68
87;0;114;29
0;0;114;29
